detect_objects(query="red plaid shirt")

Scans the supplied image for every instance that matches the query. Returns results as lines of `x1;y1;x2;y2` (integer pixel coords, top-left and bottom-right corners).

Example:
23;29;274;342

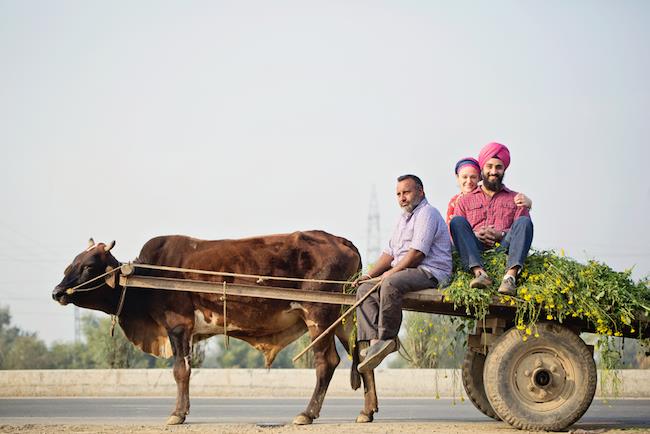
453;185;530;233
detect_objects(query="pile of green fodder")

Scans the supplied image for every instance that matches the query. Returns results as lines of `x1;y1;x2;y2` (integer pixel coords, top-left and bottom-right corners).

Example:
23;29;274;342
443;248;649;340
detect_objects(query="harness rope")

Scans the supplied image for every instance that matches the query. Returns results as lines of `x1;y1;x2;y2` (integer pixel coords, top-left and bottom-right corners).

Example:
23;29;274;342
222;281;229;350
131;263;354;286
110;286;128;337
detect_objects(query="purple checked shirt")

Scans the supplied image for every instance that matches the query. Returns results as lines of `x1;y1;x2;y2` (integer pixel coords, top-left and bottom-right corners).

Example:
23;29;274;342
383;198;453;286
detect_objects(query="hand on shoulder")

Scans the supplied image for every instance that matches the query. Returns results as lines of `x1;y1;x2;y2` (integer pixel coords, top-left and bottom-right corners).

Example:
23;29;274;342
514;193;532;210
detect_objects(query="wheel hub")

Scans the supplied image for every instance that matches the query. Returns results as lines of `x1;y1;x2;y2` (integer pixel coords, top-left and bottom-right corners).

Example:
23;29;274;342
514;352;568;403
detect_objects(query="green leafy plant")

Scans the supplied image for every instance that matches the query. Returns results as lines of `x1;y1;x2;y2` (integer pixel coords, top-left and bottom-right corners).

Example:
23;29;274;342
443;249;649;343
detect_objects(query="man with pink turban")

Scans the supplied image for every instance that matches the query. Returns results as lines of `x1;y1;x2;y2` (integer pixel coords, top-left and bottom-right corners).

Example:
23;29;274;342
450;142;533;295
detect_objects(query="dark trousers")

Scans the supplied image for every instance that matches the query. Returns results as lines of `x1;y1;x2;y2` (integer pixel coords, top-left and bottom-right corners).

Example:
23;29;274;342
449;216;534;271
356;268;438;341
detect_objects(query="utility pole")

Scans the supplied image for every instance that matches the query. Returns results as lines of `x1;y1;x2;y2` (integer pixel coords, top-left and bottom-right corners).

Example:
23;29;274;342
366;185;381;268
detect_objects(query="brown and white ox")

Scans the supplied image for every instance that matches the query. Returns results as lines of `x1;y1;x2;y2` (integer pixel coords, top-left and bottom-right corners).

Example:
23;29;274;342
52;231;379;425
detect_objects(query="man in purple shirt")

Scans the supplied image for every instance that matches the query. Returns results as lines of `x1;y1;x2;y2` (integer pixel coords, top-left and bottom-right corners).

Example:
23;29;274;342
356;174;452;374
451;142;533;295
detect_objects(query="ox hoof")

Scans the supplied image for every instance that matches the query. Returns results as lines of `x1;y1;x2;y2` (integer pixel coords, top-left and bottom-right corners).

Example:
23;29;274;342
166;415;186;425
356;412;374;423
292;413;314;425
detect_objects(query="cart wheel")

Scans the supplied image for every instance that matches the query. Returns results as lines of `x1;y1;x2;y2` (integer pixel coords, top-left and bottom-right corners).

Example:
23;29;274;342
484;322;596;431
461;350;500;420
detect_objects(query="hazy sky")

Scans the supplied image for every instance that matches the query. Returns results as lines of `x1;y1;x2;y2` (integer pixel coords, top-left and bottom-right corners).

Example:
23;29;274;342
1;1;648;344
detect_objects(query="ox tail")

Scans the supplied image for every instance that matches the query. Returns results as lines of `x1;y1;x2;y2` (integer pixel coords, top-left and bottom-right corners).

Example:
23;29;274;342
350;341;361;391
335;321;361;391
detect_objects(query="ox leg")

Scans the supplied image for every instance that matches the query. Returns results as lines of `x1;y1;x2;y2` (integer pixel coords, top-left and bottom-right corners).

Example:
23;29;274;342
355;341;378;423
167;326;191;425
293;320;340;425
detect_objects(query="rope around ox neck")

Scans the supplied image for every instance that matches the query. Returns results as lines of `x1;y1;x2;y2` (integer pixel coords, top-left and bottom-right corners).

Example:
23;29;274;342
65;264;126;294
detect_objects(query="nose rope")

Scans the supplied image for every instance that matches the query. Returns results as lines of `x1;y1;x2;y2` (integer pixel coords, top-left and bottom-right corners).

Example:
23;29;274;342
65;264;125;294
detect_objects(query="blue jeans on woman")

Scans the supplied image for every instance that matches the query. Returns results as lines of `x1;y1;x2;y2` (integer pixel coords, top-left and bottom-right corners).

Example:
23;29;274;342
449;216;534;271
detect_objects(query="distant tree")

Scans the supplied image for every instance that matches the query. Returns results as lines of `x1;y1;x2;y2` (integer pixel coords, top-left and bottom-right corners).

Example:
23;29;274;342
215;337;266;368
214;335;305;368
82;314;170;368
390;313;467;369
211;332;351;369
2;333;50;369
0;306;21;368
48;341;96;369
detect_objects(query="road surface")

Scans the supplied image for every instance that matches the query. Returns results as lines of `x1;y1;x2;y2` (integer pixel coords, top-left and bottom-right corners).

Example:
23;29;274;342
1;397;649;433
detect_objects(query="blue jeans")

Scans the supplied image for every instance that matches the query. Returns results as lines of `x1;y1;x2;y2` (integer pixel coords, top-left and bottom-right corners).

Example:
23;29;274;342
449;216;534;271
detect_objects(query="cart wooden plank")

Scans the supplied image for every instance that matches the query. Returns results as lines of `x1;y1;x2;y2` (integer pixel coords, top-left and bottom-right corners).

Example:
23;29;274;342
119;274;649;339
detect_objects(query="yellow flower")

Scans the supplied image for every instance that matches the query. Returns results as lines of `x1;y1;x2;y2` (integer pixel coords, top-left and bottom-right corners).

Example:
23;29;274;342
631;328;636;333
546;314;553;320
522;336;528;342
520;287;528;295
534;333;540;338
568;299;573;305
524;294;532;301
516;324;525;330
525;328;532;335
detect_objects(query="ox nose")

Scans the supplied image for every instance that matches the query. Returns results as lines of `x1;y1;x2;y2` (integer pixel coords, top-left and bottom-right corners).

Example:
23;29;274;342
52;287;65;301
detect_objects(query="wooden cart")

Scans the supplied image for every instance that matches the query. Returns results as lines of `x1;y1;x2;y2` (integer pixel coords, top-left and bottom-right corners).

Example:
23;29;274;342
118;264;649;431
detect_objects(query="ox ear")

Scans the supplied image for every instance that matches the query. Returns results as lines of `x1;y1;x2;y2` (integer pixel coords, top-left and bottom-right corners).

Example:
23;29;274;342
88;238;95;248
105;240;116;252
105;266;116;288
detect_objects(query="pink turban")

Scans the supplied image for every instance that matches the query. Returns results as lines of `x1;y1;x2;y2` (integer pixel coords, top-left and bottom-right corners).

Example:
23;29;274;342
478;142;510;170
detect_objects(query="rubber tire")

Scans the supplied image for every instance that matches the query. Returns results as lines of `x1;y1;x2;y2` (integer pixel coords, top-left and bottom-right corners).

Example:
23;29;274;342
484;322;597;431
462;350;500;420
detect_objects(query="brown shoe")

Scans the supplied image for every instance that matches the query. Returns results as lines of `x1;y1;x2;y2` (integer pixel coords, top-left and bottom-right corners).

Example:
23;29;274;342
470;272;493;289
357;338;399;373
498;275;517;295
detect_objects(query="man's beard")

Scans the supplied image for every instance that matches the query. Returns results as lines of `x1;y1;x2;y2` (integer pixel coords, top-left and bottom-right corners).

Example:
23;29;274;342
401;197;422;213
482;173;504;191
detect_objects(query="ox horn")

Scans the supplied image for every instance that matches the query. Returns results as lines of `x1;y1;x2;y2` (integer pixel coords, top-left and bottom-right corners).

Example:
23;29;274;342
105;240;116;252
88;238;95;248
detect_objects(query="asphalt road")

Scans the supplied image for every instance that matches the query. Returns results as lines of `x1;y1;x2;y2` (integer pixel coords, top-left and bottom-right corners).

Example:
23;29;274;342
1;397;649;428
